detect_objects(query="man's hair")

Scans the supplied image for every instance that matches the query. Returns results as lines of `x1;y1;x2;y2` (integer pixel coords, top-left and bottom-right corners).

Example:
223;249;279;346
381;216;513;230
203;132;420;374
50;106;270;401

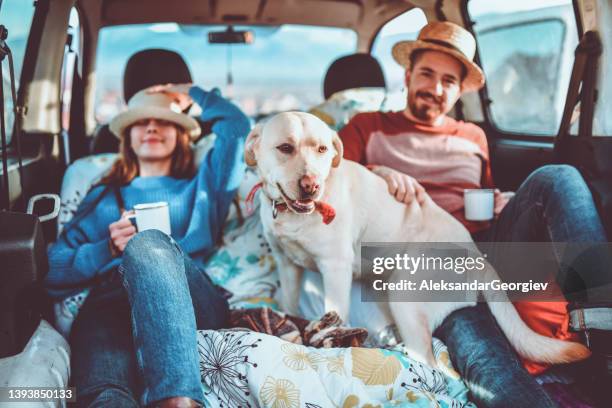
409;49;468;82
100;124;195;186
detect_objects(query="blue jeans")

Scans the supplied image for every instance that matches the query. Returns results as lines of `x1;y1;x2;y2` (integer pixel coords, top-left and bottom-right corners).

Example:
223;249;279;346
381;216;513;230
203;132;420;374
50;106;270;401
435;165;611;408
70;230;230;407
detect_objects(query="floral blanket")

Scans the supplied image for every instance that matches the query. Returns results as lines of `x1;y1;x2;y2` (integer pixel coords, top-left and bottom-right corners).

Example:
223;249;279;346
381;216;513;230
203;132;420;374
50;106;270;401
197;329;474;408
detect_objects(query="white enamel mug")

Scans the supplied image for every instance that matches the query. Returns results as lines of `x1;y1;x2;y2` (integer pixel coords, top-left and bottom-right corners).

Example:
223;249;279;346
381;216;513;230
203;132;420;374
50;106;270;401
133;202;171;235
464;189;495;221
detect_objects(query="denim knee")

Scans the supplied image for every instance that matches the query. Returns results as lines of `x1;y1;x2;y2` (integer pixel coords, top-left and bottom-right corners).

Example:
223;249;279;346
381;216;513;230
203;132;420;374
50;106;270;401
121;230;180;278
123;229;175;258
527;164;587;198
78;385;139;408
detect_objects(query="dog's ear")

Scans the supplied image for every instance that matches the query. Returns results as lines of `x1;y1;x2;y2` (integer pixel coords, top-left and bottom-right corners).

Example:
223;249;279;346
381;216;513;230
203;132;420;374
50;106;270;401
331;132;343;168
245;124;263;167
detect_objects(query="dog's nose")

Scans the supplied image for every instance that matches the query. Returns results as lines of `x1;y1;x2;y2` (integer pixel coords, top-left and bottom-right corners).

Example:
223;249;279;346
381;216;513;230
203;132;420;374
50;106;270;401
299;175;319;196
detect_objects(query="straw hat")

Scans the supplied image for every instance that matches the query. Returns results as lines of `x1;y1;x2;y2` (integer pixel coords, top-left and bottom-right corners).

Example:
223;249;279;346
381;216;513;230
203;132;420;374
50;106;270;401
109;89;201;140
392;21;485;92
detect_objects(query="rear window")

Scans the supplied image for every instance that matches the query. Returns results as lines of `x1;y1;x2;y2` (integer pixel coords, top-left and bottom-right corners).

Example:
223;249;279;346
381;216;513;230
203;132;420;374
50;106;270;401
94;24;357;123
468;0;578;136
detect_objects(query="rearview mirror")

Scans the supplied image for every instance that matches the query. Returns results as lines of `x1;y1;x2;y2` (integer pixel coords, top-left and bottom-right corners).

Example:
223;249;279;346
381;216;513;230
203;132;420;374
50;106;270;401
208;27;254;44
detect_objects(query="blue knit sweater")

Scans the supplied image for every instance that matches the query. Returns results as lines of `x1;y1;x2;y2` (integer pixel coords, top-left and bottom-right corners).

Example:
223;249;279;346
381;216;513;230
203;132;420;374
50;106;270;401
45;87;250;299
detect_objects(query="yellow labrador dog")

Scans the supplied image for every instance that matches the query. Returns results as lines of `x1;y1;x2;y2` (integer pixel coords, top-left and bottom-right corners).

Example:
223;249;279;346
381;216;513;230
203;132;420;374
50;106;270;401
245;111;589;368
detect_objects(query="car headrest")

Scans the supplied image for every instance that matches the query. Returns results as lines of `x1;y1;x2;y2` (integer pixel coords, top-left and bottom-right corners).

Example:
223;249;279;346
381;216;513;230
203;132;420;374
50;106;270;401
323;53;386;100
123;49;192;102
90;125;119;154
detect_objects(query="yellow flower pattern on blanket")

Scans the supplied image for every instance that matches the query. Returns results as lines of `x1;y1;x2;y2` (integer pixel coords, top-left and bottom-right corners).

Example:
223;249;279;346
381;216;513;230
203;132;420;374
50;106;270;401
342;394;382;408
259;376;300;408
326;355;345;375
351;348;401;386
405;391;420;403
281;343;325;371
196;330;475;408
437;351;460;380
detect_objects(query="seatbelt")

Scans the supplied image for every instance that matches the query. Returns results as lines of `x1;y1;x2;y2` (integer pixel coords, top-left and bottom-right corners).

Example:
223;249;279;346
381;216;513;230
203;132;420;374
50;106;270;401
553;31;602;178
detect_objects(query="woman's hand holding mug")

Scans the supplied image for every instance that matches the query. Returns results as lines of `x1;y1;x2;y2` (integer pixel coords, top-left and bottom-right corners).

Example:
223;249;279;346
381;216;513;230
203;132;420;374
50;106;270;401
108;210;137;255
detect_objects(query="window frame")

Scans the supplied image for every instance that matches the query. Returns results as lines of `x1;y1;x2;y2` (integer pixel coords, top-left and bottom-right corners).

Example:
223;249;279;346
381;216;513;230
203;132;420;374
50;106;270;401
367;6;422;52
461;0;582;142
60;5;91;163
367;7;427;112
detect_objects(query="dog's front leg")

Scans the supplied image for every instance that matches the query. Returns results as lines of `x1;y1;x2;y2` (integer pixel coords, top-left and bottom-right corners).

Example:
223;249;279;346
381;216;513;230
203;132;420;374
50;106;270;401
275;254;304;316
318;259;353;323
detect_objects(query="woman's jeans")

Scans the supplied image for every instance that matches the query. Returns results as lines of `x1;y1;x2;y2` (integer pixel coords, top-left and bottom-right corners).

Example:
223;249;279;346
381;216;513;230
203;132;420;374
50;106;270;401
435;165;612;408
69;230;230;407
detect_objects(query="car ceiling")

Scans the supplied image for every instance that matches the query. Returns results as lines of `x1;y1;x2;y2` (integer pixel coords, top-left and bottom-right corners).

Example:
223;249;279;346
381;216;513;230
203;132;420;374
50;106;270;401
93;0;409;28
77;0;427;50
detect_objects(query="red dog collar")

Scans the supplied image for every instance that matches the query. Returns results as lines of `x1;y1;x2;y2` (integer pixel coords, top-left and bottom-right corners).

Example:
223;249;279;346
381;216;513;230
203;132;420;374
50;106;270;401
245;182;336;225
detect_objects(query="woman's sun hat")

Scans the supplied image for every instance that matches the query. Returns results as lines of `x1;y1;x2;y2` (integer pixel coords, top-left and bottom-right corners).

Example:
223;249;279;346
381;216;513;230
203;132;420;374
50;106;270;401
109;89;201;140
392;21;485;92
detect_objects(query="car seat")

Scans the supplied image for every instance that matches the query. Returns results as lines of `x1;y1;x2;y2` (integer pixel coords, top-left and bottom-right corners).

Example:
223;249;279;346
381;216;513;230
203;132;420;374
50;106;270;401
323;53;386;100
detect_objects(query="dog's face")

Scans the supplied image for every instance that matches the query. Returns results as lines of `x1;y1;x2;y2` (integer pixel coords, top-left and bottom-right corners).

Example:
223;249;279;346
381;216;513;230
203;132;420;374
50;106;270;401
245;112;343;215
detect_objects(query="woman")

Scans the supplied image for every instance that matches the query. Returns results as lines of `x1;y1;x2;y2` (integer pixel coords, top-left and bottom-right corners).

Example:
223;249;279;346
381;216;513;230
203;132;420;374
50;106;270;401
45;84;251;408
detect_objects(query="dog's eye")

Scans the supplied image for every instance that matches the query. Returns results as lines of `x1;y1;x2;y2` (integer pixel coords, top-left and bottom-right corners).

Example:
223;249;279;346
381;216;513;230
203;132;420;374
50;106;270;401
318;146;328;154
276;143;294;154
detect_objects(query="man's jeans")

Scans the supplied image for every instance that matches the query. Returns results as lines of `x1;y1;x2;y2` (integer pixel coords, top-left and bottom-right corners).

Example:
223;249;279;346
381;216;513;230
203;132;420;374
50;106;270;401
435;165;611;408
69;230;230;407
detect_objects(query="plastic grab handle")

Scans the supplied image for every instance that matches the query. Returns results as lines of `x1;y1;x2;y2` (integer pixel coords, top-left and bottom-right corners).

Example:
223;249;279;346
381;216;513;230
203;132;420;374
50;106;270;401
27;194;61;223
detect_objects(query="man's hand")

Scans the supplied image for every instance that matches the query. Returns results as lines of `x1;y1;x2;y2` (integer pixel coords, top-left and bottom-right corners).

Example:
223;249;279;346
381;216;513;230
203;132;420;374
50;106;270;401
370;165;426;205
109;211;137;254
146;83;194;111
494;189;515;217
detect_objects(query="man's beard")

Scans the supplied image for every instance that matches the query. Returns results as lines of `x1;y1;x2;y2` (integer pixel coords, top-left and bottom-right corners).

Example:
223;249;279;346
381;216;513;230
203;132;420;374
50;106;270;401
408;91;443;122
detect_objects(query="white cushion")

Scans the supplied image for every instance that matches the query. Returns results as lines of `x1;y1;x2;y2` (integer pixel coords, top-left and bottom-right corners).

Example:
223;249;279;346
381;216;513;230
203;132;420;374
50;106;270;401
0;320;70;408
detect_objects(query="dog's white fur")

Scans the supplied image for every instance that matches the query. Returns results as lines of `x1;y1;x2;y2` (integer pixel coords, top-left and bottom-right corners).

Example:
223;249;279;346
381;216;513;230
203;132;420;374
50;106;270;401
246;111;590;367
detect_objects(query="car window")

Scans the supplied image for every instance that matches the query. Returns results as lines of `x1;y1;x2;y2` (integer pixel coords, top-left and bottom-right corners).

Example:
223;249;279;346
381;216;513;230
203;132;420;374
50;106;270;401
371;8;427;111
468;0;578;136
0;0;36;146
94;24;357;124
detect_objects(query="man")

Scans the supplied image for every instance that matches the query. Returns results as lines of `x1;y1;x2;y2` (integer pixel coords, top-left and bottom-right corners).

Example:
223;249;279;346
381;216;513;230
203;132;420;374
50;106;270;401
339;21;611;407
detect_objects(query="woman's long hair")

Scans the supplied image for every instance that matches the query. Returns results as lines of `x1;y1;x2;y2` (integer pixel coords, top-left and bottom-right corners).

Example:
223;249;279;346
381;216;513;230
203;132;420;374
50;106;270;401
100;123;196;186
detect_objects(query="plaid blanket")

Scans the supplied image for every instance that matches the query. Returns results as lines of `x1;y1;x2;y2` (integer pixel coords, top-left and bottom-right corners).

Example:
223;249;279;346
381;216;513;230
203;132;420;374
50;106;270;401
230;307;368;348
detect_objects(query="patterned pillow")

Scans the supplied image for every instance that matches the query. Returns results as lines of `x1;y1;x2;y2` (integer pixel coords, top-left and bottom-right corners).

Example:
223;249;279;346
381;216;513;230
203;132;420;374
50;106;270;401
308;87;387;132
57;153;117;234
